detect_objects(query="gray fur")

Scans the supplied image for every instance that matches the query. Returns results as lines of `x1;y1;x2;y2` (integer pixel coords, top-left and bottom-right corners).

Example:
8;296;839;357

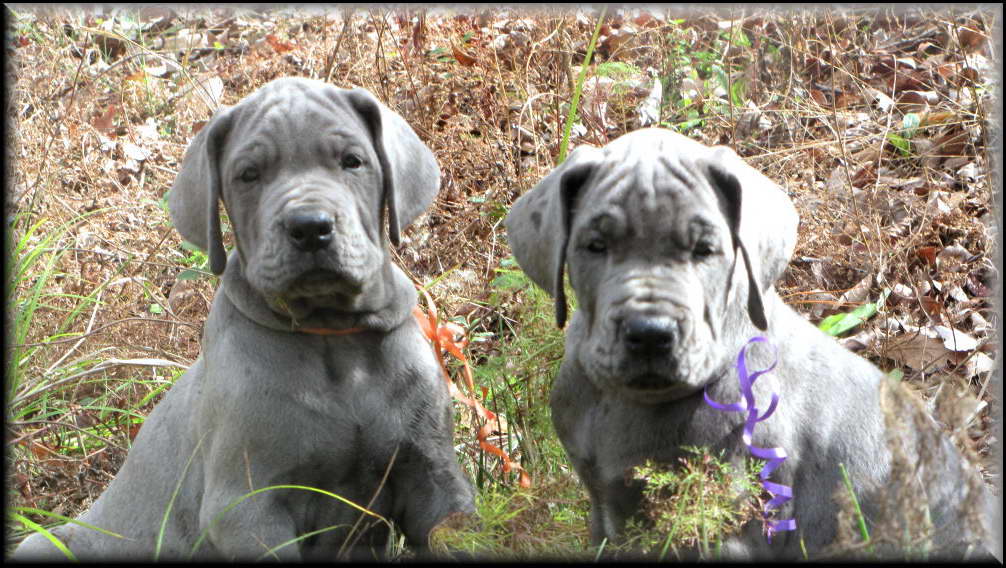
14;77;473;561
505;128;1000;560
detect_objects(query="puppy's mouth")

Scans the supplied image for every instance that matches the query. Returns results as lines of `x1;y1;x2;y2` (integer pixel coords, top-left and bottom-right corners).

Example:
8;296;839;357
617;369;702;403
626;373;675;391
285;268;365;298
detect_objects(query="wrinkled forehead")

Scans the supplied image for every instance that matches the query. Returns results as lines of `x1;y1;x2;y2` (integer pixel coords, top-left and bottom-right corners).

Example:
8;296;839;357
229;82;368;143
578;149;723;230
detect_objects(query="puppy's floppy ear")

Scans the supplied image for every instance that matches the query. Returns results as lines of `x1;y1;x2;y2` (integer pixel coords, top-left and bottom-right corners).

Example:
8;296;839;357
703;161;767;330
699;146;799;330
342;88;440;247
505;146;604;328
168;106;235;275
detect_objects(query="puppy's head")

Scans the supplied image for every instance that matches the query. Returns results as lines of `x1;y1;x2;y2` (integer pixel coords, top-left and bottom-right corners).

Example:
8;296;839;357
168;78;439;314
505;128;798;402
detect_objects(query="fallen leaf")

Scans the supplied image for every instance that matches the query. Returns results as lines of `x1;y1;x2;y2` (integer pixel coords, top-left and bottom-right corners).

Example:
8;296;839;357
867;87;895;112
26;440;60;460
265;34;296;53
956;66;979;86
932;128;968;158
121;141;150;162
918;295;942;318
143;63;169;77
810;89;828;107
916;246;938;266
936;243;973;267
631;10;663;28
180;74;225;114
838;274;873;304
637;77;662;127
451;43;477;66
92;104;118;135
963;352;994;380
956;26;987;53
919;110;956;127
160;29;208;52
932;325;978;351
885;330;954;371
896;90;936;111
834;92;859;109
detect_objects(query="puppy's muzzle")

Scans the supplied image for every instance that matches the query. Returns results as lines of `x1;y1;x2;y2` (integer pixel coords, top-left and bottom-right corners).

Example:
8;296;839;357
616;313;694;397
285;209;335;252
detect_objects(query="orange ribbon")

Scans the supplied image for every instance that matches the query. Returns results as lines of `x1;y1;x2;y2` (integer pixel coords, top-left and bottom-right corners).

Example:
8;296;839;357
413;289;531;489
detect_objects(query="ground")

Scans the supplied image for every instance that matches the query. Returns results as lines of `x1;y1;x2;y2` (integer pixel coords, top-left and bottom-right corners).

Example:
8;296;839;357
5;5;1001;559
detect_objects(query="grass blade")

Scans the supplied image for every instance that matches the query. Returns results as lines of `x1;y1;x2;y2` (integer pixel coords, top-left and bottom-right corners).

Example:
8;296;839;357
838;462;872;552
557;7;607;165
9;514;77;561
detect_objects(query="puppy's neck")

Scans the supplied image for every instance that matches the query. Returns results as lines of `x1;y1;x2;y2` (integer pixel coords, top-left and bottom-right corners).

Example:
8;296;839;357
218;252;417;334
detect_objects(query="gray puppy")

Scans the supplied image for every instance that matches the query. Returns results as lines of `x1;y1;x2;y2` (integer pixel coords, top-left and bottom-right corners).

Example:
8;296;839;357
14;77;474;561
505;128;999;560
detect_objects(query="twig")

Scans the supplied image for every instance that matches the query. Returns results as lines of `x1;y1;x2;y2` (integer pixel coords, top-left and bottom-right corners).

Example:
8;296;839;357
22;36;89;210
13;317;201;349
8;419;126;451
44;288;106;377
13;357;183;407
379;9;422;113
324;8;353;84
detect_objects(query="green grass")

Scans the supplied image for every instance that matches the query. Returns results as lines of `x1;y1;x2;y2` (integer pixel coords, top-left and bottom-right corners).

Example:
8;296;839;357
6;206;184;545
473;258;568;477
429;479;591;559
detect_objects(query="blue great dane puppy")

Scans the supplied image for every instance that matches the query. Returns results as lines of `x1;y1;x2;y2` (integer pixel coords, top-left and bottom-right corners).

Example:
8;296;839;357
505;128;999;560
15;77;474;561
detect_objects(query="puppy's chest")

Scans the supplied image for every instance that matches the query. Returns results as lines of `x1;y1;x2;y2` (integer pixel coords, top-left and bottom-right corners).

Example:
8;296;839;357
587;400;743;479
292;345;441;435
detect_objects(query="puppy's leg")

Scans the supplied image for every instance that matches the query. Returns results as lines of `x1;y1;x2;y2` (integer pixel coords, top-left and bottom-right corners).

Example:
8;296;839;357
392;444;476;551
196;487;302;561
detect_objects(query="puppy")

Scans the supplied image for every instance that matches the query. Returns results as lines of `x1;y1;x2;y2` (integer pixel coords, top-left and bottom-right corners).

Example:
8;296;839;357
505;128;1000;560
14;78;474;561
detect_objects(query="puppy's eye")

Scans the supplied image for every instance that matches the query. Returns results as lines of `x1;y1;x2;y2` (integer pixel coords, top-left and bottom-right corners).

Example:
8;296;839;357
586;239;607;254
238;167;260;183
693;239;718;259
341;153;363;170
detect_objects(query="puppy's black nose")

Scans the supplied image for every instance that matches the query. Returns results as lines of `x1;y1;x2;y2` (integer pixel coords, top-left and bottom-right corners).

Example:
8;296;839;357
286;211;334;252
623;316;678;354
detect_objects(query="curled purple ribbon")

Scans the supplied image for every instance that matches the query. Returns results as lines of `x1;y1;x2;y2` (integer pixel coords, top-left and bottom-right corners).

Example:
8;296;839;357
704;336;796;542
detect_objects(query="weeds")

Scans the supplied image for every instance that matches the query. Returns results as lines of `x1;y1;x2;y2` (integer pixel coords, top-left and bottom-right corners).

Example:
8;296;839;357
620;448;764;560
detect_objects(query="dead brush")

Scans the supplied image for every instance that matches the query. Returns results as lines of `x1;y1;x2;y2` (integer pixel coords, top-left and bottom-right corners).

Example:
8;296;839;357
828;377;994;559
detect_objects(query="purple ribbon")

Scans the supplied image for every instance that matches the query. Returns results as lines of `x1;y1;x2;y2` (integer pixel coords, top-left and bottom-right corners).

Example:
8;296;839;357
704;336;796;542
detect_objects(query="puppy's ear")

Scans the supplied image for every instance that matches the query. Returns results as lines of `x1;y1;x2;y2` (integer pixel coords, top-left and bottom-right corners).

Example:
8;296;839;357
704;162;767;330
168;106;234;275
700;146;799;330
343;88;440;247
505;146;604;328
